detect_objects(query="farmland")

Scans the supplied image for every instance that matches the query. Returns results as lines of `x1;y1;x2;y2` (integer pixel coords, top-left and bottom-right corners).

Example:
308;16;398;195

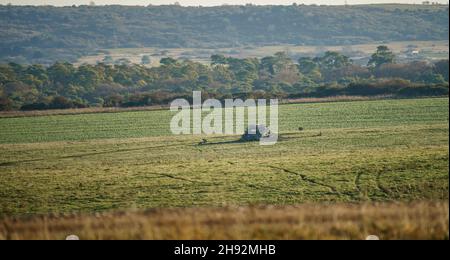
0;97;448;239
0;97;447;144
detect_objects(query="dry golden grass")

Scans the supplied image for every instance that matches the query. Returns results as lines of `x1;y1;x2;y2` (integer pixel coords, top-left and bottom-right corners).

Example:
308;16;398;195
0;202;447;240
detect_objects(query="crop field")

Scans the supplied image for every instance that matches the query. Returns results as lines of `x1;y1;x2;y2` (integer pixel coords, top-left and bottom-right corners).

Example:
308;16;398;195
0;97;448;239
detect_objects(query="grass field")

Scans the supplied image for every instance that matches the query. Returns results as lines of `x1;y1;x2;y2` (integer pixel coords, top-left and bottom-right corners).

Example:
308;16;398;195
0;98;447;144
0;97;448;239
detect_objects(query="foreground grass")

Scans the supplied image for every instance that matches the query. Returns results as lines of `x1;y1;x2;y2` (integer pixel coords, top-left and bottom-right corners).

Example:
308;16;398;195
0;202;447;240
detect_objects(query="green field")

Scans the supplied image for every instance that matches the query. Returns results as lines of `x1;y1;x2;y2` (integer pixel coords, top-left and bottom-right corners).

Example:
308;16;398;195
0;98;448;216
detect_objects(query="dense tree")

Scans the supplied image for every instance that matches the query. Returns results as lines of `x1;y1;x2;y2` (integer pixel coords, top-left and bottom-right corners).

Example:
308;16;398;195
48;96;76;109
0;53;448;111
298;57;322;81
368;46;396;68
47;62;75;85
160;57;177;66
314;52;352;71
211;55;228;66
374;61;446;83
434;60;449;82
0;97;13;111
298;57;318;75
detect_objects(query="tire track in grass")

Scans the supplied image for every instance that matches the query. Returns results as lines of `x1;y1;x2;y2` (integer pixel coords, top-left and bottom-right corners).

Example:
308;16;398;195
147;172;201;184
354;167;390;200
355;171;363;194
0;159;43;166
376;169;391;195
354;170;372;201
266;165;339;195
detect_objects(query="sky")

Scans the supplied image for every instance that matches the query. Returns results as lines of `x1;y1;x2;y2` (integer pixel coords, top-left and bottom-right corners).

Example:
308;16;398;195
0;0;448;6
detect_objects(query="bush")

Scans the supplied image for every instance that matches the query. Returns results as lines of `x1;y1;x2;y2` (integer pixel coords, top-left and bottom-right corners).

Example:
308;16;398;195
121;93;153;108
0;97;13;111
21;102;48;111
398;84;449;97
48;96;75;109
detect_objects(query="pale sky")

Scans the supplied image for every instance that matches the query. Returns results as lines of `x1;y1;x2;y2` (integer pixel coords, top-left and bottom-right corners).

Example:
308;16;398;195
0;0;448;6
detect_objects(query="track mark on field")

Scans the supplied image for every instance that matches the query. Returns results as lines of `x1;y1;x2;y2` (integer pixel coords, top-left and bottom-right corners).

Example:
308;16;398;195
267;165;339;194
376;170;391;195
0;158;43;167
355;171;363;193
148;172;200;183
60;143;192;159
353;171;371;200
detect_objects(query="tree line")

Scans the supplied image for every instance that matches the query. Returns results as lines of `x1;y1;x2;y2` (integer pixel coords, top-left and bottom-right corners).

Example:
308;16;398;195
0;46;448;111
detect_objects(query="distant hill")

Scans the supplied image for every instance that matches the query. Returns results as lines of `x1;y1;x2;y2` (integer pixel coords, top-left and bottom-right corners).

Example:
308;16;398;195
0;4;448;64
